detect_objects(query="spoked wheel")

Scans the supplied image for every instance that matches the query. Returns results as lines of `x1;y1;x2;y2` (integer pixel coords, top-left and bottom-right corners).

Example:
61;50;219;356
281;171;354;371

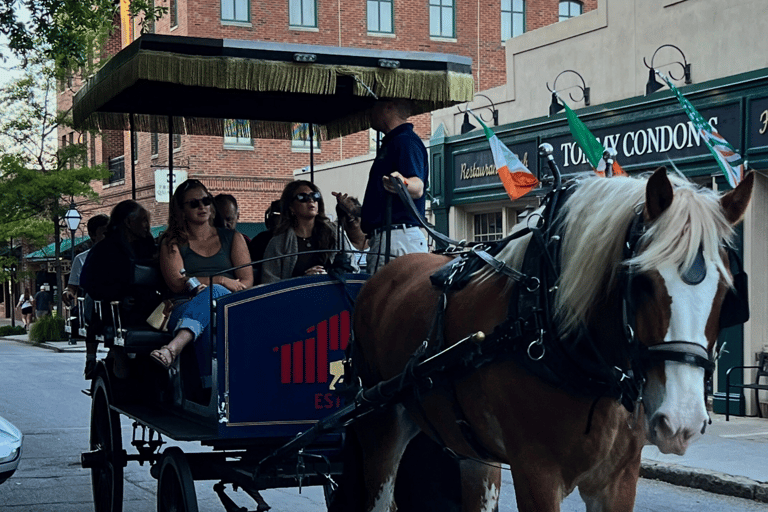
157;447;199;512
90;375;124;512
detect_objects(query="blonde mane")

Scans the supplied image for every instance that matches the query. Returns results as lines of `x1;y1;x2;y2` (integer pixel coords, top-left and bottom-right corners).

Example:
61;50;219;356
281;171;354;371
479;173;736;336
554;174;734;335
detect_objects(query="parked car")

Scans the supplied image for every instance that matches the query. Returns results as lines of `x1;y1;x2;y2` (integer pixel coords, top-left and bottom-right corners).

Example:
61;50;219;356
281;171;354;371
0;415;22;484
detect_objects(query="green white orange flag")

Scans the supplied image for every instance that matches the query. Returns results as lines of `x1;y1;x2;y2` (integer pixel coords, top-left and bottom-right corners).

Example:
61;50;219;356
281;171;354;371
657;72;744;188
470;110;538;201
561;97;627;177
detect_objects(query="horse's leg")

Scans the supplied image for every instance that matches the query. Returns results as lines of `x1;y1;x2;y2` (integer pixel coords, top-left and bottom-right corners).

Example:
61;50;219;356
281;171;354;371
355;403;420;512
509;464;564;512
459;459;501;512
578;454;641;512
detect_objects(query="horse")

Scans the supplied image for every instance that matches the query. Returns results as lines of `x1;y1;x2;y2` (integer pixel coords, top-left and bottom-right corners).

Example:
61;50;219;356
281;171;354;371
347;168;754;512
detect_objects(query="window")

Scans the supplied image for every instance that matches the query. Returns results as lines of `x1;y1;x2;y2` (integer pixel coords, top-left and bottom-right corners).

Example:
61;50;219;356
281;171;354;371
68;132;75;168
170;0;178;27
107;156;125;184
289;0;317;28
291;123;320;150
367;0;393;33
369;128;380;153
558;1;582;21
501;0;525;41
473;212;504;242
173;133;182;150
151;132;159;157
429;0;454;38
131;131;138;163
89;133;96;167
222;0;248;22
224;119;252;147
146;0;155;32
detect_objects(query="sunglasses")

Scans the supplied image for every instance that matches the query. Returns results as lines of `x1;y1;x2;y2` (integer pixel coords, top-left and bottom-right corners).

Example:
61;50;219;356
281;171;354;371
294;192;322;203
184;196;213;209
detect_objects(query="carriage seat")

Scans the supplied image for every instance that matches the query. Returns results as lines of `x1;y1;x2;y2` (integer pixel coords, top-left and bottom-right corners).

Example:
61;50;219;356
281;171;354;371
82;263;172;354
725;352;768;421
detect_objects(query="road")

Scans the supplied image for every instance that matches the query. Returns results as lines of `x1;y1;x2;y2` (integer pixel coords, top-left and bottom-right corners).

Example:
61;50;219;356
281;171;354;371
1;338;767;511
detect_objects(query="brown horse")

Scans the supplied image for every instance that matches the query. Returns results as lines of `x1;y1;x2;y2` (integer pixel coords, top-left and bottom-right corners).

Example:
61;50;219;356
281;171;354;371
349;168;754;511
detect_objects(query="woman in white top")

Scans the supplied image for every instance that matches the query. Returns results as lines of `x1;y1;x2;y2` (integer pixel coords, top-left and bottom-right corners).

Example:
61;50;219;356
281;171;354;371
16;287;33;330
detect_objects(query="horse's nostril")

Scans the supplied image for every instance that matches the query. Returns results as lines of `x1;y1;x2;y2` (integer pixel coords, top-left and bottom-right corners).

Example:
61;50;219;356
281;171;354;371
651;414;673;438
701;421;707;435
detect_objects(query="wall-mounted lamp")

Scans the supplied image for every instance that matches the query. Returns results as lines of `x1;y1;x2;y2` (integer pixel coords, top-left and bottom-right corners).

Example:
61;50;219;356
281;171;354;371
644;44;691;95
457;93;499;134
546;70;590;116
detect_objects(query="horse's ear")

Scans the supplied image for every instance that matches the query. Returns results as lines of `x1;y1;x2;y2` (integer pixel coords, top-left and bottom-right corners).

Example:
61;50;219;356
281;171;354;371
645;167;674;221
720;171;755;225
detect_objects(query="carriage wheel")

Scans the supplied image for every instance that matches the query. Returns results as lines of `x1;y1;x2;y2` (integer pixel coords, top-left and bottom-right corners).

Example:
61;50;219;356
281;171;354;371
90;376;124;512
157;447;199;512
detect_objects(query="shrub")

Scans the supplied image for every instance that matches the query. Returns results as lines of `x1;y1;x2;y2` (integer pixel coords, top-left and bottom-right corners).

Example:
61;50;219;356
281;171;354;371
29;314;66;343
0;325;27;336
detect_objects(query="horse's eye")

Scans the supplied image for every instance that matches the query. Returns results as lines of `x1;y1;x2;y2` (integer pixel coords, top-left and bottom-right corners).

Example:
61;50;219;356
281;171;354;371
632;274;655;300
680;246;706;285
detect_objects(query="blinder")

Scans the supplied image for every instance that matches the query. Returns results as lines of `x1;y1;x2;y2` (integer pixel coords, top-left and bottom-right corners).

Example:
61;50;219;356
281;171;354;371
719;247;749;329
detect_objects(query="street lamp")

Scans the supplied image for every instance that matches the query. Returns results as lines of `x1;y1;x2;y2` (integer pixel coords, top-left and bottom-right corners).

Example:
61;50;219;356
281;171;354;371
63;202;82;262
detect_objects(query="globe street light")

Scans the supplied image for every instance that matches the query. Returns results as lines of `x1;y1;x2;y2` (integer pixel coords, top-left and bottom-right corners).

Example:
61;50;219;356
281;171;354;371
63;202;82;263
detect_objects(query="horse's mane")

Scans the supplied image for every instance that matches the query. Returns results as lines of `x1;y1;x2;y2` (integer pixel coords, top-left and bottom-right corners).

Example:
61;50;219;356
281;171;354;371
479;173;736;336
555;174;735;335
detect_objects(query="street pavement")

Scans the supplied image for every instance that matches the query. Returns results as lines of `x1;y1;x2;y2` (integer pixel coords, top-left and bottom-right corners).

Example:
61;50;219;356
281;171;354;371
3;324;768;505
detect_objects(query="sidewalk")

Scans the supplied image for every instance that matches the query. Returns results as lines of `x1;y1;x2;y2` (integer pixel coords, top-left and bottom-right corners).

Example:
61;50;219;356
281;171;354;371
3;319;767;502
641;413;768;502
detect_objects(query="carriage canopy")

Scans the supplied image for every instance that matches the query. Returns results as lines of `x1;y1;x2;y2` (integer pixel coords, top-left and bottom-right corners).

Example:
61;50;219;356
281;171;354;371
72;34;474;140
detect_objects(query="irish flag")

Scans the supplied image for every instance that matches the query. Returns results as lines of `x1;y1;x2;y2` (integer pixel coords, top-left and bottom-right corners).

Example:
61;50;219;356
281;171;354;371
658;72;744;188
470;110;538;201
561;98;627;177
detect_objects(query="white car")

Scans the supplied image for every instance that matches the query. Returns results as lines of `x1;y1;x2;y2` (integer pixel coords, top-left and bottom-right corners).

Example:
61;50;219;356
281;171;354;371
0;415;22;485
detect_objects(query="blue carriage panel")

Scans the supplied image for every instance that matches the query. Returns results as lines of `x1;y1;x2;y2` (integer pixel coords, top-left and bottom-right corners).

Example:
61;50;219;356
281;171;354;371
216;274;368;439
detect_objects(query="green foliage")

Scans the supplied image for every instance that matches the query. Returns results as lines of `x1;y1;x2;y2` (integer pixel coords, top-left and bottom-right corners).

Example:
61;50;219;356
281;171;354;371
29;314;66;342
0;325;27;336
0;0;167;74
0;60;109;245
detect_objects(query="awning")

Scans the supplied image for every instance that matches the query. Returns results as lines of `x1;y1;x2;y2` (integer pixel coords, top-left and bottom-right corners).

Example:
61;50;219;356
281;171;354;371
73;34;474;140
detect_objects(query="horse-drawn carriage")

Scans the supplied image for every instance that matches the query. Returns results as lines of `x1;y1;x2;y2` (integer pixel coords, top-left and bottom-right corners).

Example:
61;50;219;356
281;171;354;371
73;34;755;512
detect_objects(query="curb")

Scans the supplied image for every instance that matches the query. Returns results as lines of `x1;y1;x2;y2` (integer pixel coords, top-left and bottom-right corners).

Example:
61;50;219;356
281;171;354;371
0;336;91;353
641;460;768;502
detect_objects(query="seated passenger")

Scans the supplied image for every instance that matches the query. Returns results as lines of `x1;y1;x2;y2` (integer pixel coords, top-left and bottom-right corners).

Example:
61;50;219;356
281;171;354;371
213;193;251;244
248;199;281;284
261;180;357;283
80;200;160;327
150;179;253;381
333;193;368;271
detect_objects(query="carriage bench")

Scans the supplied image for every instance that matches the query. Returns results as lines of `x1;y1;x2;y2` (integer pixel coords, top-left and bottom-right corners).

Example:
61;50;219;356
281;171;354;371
725;352;768;421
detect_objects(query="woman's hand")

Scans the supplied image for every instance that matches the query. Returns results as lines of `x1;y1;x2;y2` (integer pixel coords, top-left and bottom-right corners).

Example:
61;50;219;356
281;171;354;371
305;265;327;276
217;276;247;292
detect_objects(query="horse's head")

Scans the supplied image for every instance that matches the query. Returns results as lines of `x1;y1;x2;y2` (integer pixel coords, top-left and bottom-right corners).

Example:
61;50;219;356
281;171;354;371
634;168;754;454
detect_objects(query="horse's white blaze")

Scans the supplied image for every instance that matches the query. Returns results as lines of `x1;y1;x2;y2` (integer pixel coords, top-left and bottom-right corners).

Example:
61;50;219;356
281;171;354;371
645;261;717;454
369;474;396;512
480;479;500;512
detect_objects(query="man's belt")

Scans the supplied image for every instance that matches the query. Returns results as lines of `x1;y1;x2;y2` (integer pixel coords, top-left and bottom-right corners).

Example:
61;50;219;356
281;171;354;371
369;223;420;237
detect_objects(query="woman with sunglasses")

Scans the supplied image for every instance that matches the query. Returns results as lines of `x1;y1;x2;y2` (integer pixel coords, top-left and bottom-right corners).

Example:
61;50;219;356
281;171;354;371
151;179;253;377
261;180;356;283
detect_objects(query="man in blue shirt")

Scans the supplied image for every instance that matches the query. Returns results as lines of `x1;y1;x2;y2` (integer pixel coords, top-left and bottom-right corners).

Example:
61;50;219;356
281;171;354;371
356;99;429;274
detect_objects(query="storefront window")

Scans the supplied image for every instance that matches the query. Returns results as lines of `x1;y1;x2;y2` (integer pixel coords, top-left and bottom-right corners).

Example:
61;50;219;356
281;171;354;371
473;211;504;242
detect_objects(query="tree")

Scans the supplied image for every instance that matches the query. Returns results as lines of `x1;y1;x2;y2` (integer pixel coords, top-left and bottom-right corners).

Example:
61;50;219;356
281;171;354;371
0;56;109;316
1;0;165;73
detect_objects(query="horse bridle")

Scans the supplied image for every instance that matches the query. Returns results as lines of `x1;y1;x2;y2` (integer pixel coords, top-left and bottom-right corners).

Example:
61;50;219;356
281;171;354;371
620;208;718;388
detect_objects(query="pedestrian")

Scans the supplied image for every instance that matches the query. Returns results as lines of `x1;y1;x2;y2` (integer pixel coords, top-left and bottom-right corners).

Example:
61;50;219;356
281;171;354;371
213;193;251;244
16;287;34;331
62;214;109;307
34;284;52;319
335;98;428;275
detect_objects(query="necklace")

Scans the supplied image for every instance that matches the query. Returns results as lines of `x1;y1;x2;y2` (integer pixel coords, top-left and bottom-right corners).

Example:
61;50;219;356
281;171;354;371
297;235;312;248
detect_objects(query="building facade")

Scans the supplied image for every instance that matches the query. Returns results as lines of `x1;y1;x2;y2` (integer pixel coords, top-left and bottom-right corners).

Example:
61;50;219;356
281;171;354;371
427;0;768;416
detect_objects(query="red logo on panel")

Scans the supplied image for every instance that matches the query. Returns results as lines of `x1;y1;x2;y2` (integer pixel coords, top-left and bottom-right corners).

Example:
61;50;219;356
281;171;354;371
273;310;350;385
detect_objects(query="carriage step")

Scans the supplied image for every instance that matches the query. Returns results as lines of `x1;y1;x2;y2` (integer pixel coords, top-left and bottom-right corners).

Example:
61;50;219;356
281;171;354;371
214;482;264;512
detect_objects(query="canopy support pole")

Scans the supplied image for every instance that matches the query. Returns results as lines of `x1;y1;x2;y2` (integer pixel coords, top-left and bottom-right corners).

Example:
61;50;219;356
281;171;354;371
129;113;137;200
168;116;174;210
309;123;315;183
